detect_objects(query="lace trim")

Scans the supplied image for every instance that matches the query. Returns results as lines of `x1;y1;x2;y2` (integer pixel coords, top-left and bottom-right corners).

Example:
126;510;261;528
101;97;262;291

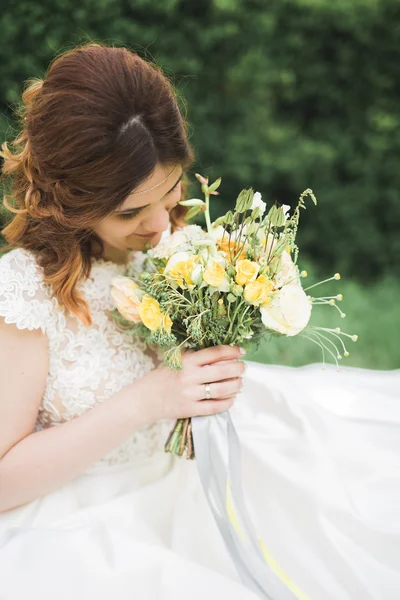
0;247;174;466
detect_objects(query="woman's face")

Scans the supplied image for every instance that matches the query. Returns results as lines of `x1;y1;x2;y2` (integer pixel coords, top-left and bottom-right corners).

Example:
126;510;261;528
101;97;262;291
92;163;183;262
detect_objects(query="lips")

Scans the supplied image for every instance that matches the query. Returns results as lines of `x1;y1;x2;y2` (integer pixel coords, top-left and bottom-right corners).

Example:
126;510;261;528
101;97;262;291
136;232;158;238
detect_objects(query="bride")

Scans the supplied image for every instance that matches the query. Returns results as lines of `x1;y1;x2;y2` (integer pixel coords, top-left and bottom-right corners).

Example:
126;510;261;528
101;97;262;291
0;42;399;600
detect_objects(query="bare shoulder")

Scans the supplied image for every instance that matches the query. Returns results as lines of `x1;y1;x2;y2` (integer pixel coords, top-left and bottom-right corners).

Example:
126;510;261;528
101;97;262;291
0;316;48;460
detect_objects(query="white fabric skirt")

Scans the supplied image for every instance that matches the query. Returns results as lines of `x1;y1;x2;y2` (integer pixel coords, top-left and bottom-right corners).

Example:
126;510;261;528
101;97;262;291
0;361;399;600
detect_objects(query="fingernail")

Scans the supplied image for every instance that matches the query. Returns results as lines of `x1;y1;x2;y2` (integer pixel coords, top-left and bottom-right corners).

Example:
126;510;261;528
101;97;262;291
239;347;246;355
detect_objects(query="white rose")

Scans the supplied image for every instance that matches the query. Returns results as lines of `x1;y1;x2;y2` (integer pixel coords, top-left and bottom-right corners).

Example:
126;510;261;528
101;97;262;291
274;249;300;287
164;251;193;273
260;284;312;336
251;191;266;216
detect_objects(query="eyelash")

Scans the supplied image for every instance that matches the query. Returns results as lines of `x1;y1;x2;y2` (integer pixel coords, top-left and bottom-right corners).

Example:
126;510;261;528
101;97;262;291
118;208;142;221
117;181;181;221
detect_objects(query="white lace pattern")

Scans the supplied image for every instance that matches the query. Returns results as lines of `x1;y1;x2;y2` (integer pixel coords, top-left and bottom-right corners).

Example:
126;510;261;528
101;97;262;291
0;247;175;467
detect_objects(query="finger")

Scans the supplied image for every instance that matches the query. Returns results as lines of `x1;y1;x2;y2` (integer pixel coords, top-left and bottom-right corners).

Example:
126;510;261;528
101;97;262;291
196;377;243;401
191;345;244;367
202;357;240;368
198;360;246;385
195;398;235;416
215;392;238;400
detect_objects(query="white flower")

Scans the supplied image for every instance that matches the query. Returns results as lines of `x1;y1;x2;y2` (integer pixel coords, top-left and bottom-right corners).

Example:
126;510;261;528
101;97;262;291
260;284;312;336
151;225;205;259
282;204;291;222
191;262;204;285
183;224;206;241
256;231;276;254
163;251;192;273
208;225;225;243
274;249;300;287
151;231;186;258
251;192;266;216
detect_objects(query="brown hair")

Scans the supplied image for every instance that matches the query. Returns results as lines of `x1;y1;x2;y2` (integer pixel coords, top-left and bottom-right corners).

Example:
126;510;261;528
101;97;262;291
0;42;195;326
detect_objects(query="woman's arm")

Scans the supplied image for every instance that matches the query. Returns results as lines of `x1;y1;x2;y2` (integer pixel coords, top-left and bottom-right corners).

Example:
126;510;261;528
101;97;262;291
0;318;157;513
0;318;244;513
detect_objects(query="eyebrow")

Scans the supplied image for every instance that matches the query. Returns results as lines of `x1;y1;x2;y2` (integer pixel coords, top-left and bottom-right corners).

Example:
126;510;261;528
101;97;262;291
115;172;183;215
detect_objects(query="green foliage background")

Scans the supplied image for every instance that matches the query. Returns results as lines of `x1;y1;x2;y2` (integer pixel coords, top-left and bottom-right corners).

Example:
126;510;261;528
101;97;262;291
1;0;399;368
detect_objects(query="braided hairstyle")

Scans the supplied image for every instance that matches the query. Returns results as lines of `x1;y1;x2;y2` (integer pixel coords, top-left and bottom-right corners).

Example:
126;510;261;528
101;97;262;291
0;42;195;326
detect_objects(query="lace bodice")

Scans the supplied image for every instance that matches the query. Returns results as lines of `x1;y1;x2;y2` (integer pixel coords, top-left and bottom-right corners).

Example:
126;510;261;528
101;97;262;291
0;245;175;468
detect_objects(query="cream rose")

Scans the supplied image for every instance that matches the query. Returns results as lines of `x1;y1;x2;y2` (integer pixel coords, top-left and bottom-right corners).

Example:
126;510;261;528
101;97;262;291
111;276;142;323
260;284;312;336
203;260;226;287
235;259;260;286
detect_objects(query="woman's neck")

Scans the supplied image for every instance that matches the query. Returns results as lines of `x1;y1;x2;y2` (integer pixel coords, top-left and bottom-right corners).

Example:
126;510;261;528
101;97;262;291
98;243;131;265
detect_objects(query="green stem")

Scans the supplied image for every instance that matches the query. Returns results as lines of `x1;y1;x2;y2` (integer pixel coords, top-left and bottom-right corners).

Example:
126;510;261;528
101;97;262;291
223;299;244;344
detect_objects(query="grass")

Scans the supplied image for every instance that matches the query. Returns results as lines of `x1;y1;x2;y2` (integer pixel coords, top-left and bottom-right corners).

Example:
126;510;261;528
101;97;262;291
245;265;400;371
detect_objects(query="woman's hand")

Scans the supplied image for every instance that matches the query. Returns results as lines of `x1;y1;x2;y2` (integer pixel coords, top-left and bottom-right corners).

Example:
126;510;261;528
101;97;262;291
137;345;246;422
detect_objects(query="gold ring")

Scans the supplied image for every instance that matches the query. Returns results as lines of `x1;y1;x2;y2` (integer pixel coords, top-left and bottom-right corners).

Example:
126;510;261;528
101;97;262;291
204;383;211;400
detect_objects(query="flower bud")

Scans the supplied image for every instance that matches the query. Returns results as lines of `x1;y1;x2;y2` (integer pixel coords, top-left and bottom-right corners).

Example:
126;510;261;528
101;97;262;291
179;198;205;207
224;211;234;225
231;283;244;296
195;173;208;185
235;189;254;213
267;205;286;227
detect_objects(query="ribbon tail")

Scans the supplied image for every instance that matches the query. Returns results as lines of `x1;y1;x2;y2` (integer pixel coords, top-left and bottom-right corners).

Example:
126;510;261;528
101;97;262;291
192;412;308;600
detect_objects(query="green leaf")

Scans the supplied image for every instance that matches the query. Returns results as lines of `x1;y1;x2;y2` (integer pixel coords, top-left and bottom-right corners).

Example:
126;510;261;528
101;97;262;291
185;205;203;220
207;177;222;194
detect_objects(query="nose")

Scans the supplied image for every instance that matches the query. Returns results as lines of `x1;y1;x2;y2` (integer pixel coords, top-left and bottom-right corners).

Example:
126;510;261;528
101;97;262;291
142;208;170;234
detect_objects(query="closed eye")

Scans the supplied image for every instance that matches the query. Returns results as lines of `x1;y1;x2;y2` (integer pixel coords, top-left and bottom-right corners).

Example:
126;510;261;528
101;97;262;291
116;180;181;221
117;207;143;221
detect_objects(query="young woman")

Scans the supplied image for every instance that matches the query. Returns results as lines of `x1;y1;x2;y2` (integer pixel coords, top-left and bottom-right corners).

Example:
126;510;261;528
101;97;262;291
0;42;398;600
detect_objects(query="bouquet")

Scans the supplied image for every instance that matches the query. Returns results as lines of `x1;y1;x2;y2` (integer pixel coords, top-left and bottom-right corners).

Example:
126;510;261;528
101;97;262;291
110;173;358;459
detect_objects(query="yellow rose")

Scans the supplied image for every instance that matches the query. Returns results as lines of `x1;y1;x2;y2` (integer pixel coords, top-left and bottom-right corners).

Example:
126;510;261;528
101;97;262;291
203;260;226;287
235;259;260;286
161;312;172;334
244;275;274;306
168;256;197;287
138;295;172;333
111;276;142;323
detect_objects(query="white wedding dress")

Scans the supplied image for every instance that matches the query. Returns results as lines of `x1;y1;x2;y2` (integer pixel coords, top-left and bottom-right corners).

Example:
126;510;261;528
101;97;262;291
0;241;399;600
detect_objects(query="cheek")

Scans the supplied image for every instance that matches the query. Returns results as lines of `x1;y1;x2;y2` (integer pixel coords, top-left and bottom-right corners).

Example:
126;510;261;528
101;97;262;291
94;218;138;241
118;220;138;233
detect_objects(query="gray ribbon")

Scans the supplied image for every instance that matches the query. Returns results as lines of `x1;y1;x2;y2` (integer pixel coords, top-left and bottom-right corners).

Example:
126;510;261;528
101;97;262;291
192;412;299;600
